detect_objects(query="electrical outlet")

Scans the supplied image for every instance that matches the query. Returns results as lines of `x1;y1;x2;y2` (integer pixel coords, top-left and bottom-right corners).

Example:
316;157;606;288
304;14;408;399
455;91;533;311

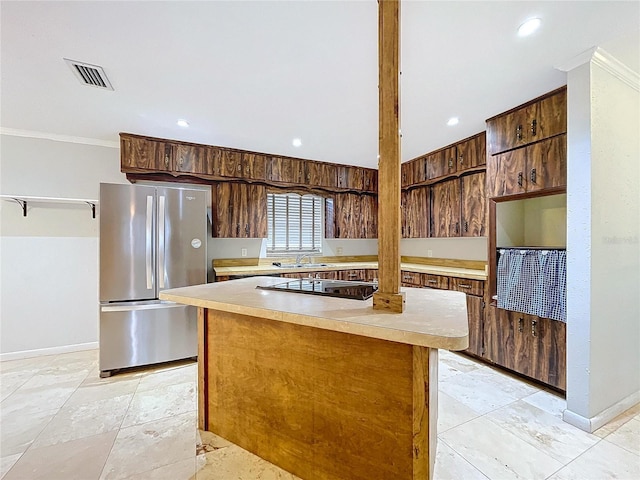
427;250;433;257
241;248;247;257
336;247;343;255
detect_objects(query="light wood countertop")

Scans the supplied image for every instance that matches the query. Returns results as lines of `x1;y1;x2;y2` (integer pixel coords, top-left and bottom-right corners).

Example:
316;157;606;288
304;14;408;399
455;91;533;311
213;261;487;281
160;276;469;350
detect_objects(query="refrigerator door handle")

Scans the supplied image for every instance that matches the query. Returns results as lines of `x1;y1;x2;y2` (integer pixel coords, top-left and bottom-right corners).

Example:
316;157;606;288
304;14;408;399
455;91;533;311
158;195;166;289
145;195;153;290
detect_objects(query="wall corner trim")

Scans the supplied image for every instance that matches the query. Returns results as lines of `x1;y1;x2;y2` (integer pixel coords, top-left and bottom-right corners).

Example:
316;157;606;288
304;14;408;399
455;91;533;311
563;390;640;433
556;47;640;92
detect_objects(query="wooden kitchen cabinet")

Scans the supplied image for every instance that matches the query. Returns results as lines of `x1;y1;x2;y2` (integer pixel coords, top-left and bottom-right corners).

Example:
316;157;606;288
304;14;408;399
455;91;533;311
337;269;366;281
400;271;422;287
175;143;211;174
450;277;484;297
465;295;484;357
120;134;175;172
211;182;267;238
487;87;566;156
423;274;449;289
336;166;364;190
427;146;457;180
401;161;414;188
460;172;486;237
487;134;566;197
240;152;267;180
306;161;337;188
267;156;305;184
457;132;486;171
402;187;429;238
430;178;461;237
484;306;566;390
327;193;377;239
362;168;378;193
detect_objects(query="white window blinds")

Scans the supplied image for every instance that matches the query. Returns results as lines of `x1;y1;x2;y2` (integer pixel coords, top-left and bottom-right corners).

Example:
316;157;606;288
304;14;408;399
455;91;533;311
267;193;322;255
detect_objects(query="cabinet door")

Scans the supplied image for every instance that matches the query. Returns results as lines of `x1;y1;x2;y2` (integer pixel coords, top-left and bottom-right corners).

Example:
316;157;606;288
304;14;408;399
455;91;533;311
334;193;361;238
121;135;174;171
486;106;531;155
457;132;486;171
430;179;461;237
532;317;566;390
412;156;429;184
400;271;422;287
241;153;266;181
460;172;486;237
526;135;566;193
403;187;429;238
337;269;366;281
401;161;414;188
306;161;337;188
267;157;293;183
427;146;457;179
450;278;484;297
175;144;208;174
530;88;567;144
217;149;244;178
212;183;233;238
246;184;268;238
337;166;364;190
484;307;535;375
212;183;267;238
363;269;378;282
362;169;378;193
465;295;484;357
486;148;527;197
360;195;378;239
423;274;449;289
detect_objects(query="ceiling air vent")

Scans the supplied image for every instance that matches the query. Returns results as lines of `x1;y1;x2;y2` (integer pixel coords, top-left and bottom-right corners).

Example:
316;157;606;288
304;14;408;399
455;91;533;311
64;58;114;91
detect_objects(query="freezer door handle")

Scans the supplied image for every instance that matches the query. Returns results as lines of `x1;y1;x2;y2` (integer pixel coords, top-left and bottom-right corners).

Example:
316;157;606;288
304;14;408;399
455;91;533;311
158;195;166;289
145;195;153;289
101;302;185;312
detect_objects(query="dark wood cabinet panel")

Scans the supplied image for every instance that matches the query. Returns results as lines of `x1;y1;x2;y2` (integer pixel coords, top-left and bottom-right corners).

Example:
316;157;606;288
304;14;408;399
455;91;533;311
337;166;364;190
175;144;209;174
360;194;378;239
430;179;461;237
266;157;291;183
216;149;244;178
402;187;429;238
121;135;174;171
532;317;566;390
336;269;366;281
423;274;449;290
240;152;267;180
327;193;376;239
362;169;378;193
400;271;422;286
363;269;379;282
212;182;267;238
461;172;486;237
487;87;567;156
401;161;414;188
450;278;484;297
487;135;566;198
457;132;486;171
412;156;429;184
427;146;457;180
526;135;567;193
306;161;337;188
465;295;484;357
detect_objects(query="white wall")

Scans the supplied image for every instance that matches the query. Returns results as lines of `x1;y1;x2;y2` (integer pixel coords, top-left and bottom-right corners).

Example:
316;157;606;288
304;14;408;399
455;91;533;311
0;134;126;359
496;195;566;248
401;237;487;261
564;51;640;431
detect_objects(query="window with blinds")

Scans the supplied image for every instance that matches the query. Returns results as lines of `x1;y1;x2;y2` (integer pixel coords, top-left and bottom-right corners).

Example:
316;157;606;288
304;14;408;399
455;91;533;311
267;193;323;256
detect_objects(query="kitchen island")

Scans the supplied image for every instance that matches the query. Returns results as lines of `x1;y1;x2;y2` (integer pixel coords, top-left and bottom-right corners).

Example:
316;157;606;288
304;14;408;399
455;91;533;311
160;276;468;480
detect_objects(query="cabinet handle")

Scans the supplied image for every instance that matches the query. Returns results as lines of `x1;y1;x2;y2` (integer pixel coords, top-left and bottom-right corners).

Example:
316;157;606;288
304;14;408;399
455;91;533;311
245;224;249;235
531;320;538;337
164;154;170;167
464;220;469;232
518;317;524;333
179;157;184;167
530;168;537;184
517;172;523;187
516;125;523;141
459;154;464;165
428;280;437;284
448;158;454;168
531;119;537;136
455;222;460;234
458;284;471;289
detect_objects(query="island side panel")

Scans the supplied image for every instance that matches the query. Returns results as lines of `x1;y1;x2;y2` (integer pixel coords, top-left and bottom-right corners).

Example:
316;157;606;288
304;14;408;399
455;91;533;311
202;308;434;480
197;307;208;430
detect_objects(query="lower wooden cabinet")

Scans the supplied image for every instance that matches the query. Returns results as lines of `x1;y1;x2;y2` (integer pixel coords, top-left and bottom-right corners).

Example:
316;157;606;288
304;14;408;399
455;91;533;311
484;306;566;391
465;295;484;357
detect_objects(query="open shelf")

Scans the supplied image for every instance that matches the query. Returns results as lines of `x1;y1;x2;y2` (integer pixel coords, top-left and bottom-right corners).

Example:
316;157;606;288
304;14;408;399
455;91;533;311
0;195;98;218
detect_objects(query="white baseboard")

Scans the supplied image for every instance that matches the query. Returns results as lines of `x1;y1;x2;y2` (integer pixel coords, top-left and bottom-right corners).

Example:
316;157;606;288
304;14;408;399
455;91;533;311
0;342;98;362
563;390;640;433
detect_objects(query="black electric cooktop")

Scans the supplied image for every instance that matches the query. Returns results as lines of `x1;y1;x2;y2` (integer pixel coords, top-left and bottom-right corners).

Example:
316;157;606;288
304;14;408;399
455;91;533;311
256;279;377;300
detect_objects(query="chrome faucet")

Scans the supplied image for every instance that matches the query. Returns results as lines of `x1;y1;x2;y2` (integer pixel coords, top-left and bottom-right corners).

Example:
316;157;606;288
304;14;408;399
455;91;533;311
295;253;313;264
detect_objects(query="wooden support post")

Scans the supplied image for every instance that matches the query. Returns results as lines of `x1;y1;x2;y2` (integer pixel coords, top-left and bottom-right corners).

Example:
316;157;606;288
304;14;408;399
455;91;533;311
374;0;405;313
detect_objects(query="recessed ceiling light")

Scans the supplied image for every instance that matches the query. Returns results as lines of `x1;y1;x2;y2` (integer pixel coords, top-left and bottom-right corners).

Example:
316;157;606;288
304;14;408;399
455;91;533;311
177;119;189;127
292;138;302;147
518;18;541;37
447;117;459;126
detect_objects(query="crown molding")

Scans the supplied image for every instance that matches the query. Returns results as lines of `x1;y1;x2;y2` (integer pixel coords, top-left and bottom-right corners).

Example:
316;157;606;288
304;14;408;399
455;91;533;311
556;47;639;92
0;128;119;148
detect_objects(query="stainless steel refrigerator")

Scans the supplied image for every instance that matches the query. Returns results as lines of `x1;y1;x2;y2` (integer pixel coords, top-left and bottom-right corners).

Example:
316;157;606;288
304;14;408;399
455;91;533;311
98;182;207;377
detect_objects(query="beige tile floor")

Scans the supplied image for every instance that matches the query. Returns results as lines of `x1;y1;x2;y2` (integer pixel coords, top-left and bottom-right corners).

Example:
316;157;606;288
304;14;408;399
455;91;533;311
1;348;638;479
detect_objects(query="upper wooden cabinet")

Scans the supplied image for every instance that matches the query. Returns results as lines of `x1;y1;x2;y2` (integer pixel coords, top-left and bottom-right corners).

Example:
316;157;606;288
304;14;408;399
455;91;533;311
306;161;337;188
326;193;377;239
427;146;457;180
461;172;486;237
362;169;378;193
486;134;566;197
457;132;486;171
487;87;566;156
336;166;364;190
402;187;429;238
175;144;210;174
211;182;267;238
430;178;461;237
121;135;175;172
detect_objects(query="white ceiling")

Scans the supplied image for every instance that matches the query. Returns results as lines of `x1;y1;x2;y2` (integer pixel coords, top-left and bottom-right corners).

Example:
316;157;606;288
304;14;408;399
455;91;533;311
1;1;638;169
